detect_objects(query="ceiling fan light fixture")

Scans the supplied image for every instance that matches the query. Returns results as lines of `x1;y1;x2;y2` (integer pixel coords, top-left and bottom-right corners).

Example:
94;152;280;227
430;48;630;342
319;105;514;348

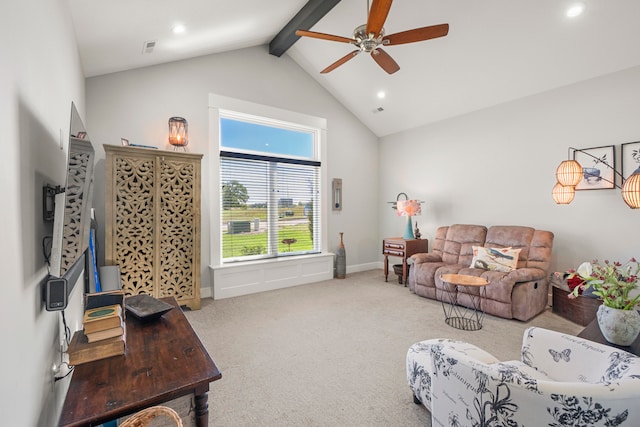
353;24;384;53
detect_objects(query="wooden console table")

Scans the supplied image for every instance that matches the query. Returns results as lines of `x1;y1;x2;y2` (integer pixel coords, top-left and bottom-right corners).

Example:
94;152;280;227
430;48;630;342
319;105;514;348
382;238;428;285
59;297;221;427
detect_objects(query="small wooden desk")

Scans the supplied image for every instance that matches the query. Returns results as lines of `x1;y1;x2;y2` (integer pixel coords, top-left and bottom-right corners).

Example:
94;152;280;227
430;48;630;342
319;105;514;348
59;297;222;427
382;237;428;285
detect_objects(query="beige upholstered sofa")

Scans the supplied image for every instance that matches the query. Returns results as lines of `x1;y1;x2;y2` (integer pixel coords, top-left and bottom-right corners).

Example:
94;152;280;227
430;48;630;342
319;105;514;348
408;224;554;321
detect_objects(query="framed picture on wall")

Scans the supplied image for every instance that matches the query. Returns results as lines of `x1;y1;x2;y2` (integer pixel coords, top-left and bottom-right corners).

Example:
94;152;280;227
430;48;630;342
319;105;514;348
573;145;615;190
621;141;640;179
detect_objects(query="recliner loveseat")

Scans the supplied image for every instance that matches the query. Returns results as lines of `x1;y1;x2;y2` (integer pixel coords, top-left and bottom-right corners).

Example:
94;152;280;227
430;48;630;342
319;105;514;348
408;224;554;321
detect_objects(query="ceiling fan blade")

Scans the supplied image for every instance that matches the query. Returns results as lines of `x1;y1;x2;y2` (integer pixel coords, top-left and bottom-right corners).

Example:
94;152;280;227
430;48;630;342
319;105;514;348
383;23;449;45
366;0;393;37
371;48;400;74
296;29;355;44
321;50;360;74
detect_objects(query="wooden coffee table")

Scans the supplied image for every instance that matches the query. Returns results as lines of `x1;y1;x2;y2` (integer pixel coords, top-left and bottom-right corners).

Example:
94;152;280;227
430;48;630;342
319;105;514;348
440;273;489;331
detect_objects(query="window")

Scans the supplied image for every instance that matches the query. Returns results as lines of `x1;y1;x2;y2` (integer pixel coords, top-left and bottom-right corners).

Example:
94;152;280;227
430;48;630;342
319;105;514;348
219;114;322;262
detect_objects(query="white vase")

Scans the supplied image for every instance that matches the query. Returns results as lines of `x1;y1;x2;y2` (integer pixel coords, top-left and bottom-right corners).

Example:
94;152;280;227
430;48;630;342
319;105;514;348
596;305;640;346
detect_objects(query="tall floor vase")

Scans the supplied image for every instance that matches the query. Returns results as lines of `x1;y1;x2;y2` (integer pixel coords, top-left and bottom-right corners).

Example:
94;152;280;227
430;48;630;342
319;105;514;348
596;305;640;346
335;232;346;279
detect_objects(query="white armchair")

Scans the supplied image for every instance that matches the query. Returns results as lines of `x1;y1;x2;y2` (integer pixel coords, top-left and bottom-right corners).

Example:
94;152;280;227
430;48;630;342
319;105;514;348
407;327;640;426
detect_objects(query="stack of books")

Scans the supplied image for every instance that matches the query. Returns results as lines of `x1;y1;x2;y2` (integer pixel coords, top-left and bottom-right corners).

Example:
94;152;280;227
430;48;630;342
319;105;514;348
83;304;125;342
67;290;126;365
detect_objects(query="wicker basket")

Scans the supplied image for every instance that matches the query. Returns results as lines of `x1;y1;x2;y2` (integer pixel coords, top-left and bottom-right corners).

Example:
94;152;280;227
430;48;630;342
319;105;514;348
119;406;183;427
392;264;409;284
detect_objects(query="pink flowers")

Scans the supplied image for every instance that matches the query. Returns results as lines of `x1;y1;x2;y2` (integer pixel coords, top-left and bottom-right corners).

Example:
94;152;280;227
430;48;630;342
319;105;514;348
396;199;421;217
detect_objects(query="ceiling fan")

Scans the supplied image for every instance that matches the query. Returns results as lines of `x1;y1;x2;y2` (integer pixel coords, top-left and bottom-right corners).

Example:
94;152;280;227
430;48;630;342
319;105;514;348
295;0;449;74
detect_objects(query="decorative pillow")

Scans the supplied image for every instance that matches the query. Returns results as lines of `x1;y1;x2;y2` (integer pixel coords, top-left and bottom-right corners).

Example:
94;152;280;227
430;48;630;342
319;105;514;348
470;246;521;272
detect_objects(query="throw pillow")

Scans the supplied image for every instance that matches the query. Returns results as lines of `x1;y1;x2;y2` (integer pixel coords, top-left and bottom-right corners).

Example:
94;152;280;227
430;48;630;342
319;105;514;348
470;246;521;272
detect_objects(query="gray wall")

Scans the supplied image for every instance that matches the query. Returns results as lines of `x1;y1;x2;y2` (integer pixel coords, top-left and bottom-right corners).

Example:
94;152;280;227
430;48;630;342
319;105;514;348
379;66;640;271
0;0;86;425
85;45;381;293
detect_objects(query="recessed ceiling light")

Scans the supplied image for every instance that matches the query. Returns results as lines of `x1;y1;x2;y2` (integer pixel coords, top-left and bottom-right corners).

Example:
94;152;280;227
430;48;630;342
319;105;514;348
172;24;186;34
377;91;386;99
566;2;585;18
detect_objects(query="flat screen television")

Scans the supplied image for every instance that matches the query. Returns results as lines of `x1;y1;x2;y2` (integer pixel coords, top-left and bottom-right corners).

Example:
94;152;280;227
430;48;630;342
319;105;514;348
49;102;96;279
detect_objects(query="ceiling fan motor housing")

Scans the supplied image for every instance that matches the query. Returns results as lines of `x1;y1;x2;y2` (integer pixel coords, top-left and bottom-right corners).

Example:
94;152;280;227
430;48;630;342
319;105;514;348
353;24;384;52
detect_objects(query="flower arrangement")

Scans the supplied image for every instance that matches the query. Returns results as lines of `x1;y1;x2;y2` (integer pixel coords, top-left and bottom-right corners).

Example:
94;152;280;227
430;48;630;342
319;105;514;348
565;259;640;310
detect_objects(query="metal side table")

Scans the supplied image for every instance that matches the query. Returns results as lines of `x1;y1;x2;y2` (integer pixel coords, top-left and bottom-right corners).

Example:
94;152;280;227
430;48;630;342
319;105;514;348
440;273;489;331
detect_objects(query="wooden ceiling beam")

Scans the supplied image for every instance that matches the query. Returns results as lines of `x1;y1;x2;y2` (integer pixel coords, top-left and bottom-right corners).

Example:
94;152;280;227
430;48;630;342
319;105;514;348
269;0;342;57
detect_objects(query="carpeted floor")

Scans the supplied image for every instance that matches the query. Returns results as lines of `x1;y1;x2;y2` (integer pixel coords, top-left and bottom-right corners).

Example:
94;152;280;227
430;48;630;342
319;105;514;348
185;269;583;426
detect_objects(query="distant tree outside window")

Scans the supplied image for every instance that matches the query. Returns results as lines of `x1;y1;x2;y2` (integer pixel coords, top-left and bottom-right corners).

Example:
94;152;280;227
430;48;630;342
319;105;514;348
222;180;249;209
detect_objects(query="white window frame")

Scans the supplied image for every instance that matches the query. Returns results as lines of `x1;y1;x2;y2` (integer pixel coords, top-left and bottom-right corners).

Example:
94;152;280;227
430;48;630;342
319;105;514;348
209;94;328;267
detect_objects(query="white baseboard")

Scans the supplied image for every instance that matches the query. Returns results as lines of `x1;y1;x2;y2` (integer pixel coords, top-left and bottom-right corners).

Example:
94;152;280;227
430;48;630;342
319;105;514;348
347;262;380;274
201;285;213;299
202;258;384;300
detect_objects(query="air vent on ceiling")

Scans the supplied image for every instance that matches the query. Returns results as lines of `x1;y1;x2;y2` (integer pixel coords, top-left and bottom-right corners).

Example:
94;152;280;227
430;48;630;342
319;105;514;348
142;40;157;54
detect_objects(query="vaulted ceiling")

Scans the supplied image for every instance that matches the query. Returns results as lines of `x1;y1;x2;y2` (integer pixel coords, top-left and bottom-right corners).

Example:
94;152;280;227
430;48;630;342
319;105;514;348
68;0;640;137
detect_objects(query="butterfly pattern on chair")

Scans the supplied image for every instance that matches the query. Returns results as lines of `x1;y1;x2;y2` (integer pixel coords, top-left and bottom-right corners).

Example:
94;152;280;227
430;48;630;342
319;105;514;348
549;348;571;362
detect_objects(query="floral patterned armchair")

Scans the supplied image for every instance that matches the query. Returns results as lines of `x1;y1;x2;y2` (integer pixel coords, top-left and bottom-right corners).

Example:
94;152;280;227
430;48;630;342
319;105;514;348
407;327;640;426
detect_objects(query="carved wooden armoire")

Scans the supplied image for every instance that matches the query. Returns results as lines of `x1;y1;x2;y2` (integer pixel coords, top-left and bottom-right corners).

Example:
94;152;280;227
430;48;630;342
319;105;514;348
104;145;203;309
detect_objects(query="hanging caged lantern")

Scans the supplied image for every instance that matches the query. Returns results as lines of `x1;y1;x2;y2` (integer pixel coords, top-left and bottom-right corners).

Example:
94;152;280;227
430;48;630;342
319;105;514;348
168;117;188;150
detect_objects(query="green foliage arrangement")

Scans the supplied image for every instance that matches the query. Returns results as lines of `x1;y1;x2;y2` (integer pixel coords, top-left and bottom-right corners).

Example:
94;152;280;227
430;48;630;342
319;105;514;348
567;259;640;310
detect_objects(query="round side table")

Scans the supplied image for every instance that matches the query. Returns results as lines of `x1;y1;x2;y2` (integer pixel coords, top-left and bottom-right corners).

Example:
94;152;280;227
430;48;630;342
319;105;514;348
440;273;489;331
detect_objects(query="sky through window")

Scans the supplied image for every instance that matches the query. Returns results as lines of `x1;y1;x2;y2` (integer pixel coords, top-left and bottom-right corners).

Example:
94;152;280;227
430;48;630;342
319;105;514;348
221;117;313;158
